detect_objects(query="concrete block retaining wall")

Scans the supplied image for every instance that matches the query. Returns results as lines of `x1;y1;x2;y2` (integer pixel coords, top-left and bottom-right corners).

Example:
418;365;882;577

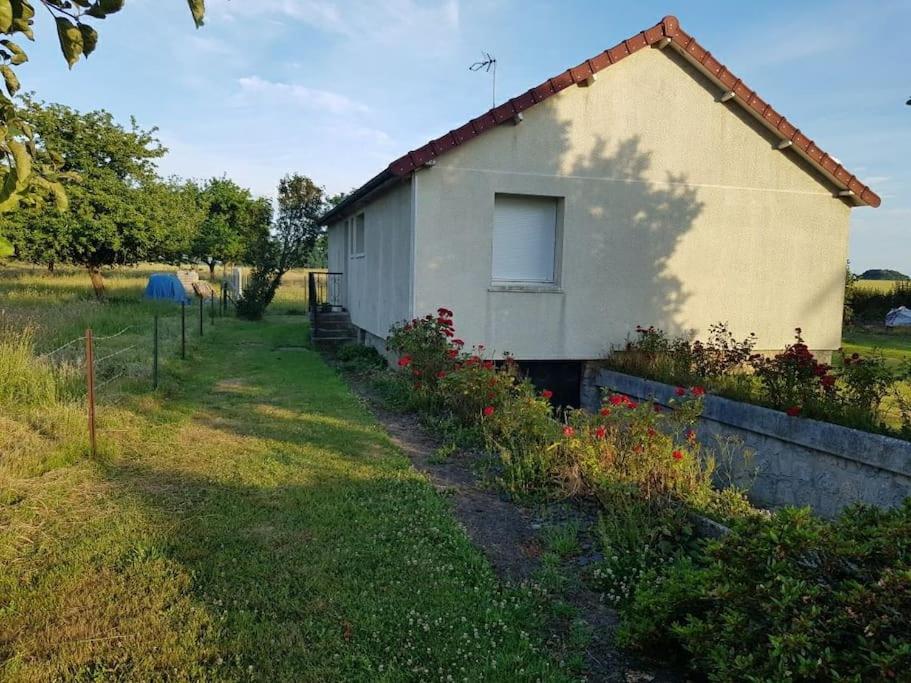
583;368;911;519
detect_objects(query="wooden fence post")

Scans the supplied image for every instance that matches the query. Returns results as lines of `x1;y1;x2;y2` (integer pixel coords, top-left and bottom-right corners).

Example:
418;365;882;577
153;314;159;389
85;328;97;458
181;301;186;359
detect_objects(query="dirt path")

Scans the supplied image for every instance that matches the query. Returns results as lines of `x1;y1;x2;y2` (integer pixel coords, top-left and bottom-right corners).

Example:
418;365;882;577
355;387;683;682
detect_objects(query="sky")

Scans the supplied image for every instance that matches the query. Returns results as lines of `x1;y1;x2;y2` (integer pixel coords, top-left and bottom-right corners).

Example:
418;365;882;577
19;0;910;273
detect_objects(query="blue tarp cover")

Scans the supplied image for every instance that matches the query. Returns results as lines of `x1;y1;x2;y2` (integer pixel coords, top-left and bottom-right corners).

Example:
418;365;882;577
144;273;190;304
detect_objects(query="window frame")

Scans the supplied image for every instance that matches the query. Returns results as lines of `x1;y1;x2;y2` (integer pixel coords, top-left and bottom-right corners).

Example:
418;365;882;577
490;193;564;287
347;212;366;259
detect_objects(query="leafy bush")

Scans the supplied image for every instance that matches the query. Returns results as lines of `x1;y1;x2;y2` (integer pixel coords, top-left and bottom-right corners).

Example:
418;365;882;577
591;489;695;607
692;322;757;378
620;503;911;681
609;323;911;438
335;342;386;372
383;310;757;514
750;328;837;414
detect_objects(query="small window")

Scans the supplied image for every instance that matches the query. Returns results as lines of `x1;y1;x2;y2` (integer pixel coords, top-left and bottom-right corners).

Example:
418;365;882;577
492;195;558;283
348;213;365;258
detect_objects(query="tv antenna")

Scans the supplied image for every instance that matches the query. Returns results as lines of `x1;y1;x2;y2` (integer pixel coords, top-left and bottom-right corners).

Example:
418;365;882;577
469;51;497;108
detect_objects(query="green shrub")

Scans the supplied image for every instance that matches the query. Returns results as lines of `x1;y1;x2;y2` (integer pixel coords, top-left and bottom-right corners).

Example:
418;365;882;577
591;488;695;607
620;503;911;681
335;342;386;372
609;323;911;439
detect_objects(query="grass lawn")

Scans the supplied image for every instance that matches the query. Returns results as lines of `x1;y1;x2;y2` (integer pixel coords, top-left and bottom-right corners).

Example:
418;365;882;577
0;267;568;681
840;326;911;432
842;327;911;368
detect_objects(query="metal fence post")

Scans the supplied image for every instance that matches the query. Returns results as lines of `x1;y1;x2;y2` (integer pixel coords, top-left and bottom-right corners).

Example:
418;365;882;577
210;292;215;325
199;296;204;336
85;328;97;458
181;301;186;359
153;314;159;390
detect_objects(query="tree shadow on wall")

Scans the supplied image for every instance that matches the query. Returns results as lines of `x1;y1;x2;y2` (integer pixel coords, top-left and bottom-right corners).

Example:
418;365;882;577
552;127;705;341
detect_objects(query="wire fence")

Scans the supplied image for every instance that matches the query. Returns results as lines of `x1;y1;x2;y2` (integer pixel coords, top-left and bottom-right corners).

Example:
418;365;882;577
36;291;227;456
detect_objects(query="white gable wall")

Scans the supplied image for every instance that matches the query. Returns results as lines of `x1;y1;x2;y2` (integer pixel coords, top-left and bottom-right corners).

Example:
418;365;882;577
410;46;851;358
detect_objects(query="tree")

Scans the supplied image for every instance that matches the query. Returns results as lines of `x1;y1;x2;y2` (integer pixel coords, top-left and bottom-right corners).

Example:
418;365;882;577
190;177;272;278
303;189;348;268
236;173;325;320
0;98;203;297
0;1;205;230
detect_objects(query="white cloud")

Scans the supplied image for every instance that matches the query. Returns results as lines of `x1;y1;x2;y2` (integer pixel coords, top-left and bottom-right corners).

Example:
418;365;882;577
207;0;459;46
236;76;370;115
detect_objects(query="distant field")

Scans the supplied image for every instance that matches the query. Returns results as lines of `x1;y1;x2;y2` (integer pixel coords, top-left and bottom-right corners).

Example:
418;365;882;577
854;278;909;293
0;263;321;348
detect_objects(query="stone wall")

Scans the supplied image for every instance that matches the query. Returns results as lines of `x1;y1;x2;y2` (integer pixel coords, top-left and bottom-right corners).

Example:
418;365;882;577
584;368;911;519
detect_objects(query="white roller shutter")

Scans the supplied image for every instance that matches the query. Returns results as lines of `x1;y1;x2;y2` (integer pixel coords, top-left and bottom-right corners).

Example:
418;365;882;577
492;195;557;283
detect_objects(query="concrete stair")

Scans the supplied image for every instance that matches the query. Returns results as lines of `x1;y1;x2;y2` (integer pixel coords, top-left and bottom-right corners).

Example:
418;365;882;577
310;310;355;346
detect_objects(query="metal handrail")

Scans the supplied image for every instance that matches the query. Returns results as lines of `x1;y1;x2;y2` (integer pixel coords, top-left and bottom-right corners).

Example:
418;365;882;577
309;271;345;332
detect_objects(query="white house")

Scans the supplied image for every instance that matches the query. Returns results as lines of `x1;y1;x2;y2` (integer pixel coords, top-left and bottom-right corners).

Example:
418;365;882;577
318;15;880;403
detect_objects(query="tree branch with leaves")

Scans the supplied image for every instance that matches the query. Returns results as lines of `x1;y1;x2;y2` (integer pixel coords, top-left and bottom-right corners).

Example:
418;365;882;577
0;0;205;215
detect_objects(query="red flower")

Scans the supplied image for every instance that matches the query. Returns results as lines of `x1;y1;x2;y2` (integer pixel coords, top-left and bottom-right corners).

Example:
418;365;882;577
599;407;611;417
653;404;662;413
452;339;465;347
672;450;684;461
563;426;575;437
412;369;422;377
541;389;554;400
609;394;625;406
691;386;705;397
437;307;453;318
674;386;686;397
626;400;638;409
647;428;656;438
482;406;495;416
397;355;412;367
482;360;494;370
786;405;802;417
436;370;447;379
594;426;606;439
447;349;458;359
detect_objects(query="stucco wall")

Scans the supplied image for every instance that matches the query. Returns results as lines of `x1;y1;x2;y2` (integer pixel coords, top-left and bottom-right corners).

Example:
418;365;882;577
327;179;414;339
412;46;852;360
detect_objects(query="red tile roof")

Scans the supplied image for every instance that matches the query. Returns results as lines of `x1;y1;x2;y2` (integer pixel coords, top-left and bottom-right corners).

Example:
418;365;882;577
323;15;879;224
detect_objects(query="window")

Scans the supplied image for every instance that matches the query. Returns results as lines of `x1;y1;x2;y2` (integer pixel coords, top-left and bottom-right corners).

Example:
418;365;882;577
347;213;365;258
492;194;559;283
